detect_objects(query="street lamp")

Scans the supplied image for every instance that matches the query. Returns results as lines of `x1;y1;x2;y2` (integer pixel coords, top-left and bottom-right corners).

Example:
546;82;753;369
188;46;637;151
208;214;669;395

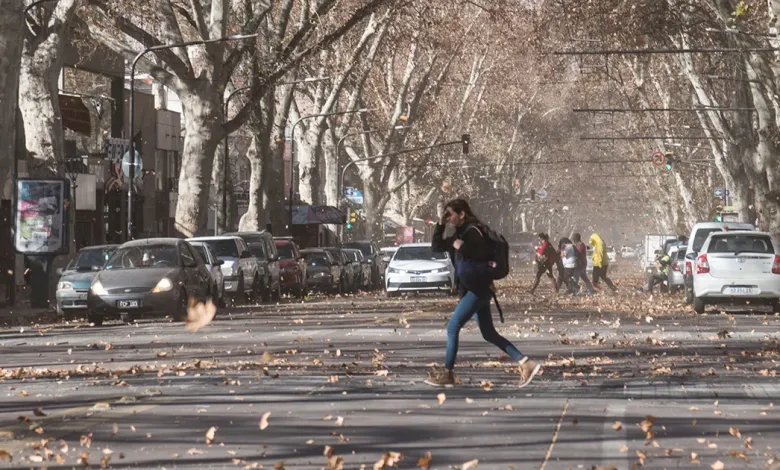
221;76;329;233
288;108;371;225
126;33;259;240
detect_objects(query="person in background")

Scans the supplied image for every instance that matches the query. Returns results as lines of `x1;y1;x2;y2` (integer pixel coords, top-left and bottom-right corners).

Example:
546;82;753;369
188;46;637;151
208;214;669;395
638;250;671;293
558;237;578;294
530;232;559;295
571;233;596;296
589;232;618;292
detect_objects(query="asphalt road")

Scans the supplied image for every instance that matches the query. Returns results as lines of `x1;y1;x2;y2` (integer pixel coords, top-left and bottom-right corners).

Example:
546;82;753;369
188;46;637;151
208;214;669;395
1;277;779;469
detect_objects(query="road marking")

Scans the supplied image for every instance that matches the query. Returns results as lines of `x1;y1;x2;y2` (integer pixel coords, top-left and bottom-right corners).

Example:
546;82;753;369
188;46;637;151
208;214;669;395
539;398;569;470
0;403;158;454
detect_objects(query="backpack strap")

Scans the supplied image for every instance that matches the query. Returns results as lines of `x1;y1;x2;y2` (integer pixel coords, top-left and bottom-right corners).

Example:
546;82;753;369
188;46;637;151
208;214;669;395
464;224;483;237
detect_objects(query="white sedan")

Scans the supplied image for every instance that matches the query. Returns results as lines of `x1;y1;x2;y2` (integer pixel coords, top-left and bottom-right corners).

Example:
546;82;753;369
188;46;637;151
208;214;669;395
692;230;780;314
385;243;454;297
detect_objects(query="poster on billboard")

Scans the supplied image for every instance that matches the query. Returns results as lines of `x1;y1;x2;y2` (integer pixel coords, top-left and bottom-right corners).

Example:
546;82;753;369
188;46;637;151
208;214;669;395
14;178;70;255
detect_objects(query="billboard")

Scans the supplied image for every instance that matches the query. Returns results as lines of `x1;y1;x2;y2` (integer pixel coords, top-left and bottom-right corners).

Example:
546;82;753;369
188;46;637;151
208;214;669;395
14;178;70;255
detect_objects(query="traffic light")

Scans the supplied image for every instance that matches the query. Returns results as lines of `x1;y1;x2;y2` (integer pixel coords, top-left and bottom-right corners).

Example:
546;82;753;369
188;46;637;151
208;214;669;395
461;134;470;154
346;210;357;230
664;153;675;171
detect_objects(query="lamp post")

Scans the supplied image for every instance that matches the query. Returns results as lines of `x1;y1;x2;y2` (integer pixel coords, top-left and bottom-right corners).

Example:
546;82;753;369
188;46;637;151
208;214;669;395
221;76;329;233
288;108;370;226
126;33;259;240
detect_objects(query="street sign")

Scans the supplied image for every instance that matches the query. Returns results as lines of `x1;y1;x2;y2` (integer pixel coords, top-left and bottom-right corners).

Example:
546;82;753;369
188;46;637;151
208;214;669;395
344;186;364;205
536;188;548;200
714;188;729;198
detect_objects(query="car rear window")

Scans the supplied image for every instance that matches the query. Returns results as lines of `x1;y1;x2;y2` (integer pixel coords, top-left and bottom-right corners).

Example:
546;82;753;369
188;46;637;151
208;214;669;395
343;242;372;257
303;252;329;266
707;235;774;254
692;229;722;252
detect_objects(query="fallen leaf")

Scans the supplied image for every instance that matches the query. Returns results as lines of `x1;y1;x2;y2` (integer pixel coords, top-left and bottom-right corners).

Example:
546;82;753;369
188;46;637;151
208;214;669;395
619;445;628;453
462;459;479;470
80;434;93;448
465;398;474;404
0;450;10;462
375;370;389;376
185;299;217;333
437;393;446;405
711;461;725;470
260;412;271;430
335;416;344;426
205;426;217;445
156;351;168;358
78;452;89;466
374;451;403;469
29;455;43;463
187;448;203;455
728;450;748;461
33;408;47;417
417;452;432;470
112;423;119;435
100;455;111;468
729;427;741;438
612;421;623;430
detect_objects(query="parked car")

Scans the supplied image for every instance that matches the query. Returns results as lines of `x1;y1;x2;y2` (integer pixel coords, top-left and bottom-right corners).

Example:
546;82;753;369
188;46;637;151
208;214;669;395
691;231;780;314
55;244;118;319
379;246;398;264
667;244;687;294
274;239;307;298
324;247;356;293
228;231;281;302
683;221;755;304
86;239;212;325
342;240;384;289
300;249;341;294
607;246;619;272
620;246;636;258
188;235;260;302
343;248;371;291
188;241;225;306
385;243;454;297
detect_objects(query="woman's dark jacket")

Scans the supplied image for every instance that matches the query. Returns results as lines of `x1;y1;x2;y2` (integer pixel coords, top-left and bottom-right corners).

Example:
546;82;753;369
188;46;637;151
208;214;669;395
431;221;493;297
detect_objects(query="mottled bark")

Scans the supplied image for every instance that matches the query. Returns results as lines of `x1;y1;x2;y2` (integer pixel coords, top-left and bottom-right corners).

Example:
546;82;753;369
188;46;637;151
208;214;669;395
238;136;264;231
0;0;24;199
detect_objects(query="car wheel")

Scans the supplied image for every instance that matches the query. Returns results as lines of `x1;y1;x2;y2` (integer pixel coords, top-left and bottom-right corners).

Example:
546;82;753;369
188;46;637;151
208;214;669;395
685;287;693;304
87;312;103;326
272;280;282;302
773;301;780;314
693;297;706;314
259;275;271;303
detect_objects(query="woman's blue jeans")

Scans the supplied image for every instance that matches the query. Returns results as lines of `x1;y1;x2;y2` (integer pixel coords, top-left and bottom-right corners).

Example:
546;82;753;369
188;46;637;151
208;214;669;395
445;291;524;370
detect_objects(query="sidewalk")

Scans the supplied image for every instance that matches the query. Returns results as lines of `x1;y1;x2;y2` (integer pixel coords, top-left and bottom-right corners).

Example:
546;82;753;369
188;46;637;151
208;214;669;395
0;290;58;327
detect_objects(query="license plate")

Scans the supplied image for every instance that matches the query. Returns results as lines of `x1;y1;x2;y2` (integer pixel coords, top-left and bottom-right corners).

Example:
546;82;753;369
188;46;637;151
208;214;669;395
410;276;426;283
724;287;756;295
117;300;139;308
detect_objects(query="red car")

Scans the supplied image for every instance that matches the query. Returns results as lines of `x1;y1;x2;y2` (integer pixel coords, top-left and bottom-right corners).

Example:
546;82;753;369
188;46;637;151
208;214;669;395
274;239;307;298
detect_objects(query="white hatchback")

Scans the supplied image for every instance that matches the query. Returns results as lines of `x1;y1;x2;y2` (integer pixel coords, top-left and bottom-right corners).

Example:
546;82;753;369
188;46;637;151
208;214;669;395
385;243;454;297
692;231;780;314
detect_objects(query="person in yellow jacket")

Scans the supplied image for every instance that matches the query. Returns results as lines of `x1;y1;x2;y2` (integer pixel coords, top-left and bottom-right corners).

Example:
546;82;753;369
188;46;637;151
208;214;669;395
589;233;618;292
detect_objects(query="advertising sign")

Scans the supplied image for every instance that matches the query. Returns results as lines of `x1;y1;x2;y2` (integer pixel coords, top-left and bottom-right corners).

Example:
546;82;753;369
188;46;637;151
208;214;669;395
14;179;70;255
344;187;364;205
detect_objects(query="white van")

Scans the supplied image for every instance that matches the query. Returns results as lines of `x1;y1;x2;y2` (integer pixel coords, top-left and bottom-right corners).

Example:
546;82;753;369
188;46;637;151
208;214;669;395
683;221;755;303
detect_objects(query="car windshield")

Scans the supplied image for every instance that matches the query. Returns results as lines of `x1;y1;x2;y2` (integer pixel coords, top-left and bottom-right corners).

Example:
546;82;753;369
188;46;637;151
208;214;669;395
277;245;295;260
202;239;239;258
248;243;266;260
707;235;774;254
303;253;329;266
343;243;371;257
393;246;447;261
191;245;210;263
692;229;722;252
69;248;115;271
105;245;178;270
347;251;360;262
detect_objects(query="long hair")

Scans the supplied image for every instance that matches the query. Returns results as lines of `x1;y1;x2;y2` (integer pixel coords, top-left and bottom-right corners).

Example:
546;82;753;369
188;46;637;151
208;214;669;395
558;237;572;250
444;198;480;224
537;232;549;241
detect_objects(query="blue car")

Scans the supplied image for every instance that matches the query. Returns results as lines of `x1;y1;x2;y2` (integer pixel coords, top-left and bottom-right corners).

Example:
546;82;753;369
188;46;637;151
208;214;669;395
55;245;118;319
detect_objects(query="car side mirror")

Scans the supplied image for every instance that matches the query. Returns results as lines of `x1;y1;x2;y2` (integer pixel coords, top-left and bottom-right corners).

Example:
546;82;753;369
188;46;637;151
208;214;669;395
56;268;63;275
215;259;225;266
240;250;252;259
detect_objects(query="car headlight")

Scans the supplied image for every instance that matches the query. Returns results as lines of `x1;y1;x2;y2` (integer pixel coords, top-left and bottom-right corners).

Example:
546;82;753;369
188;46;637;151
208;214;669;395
152;277;173;293
387;267;405;274
313;272;329;278
431;268;449;274
222;263;234;277
90;280;107;295
57;281;74;291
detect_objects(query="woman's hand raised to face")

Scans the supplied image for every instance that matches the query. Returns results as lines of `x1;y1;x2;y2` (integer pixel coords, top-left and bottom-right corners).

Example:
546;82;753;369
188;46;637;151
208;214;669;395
453;239;464;250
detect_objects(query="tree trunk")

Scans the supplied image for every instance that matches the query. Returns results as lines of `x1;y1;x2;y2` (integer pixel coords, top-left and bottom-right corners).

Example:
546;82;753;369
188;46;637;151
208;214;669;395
238;136;265;231
322;131;340;207
175;91;223;237
0;0;23;199
362;174;382;240
211;139;228;233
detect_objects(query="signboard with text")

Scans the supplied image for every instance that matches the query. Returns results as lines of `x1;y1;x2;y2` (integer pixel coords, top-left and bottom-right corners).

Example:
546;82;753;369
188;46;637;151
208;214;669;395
14;179;70;255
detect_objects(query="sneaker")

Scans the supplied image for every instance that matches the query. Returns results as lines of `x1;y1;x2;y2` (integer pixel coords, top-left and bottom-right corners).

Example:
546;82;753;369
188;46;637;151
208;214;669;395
518;358;541;388
424;368;456;387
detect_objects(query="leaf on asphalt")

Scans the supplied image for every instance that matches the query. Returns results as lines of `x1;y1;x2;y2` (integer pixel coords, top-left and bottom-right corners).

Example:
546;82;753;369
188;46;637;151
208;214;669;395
728;450;748;461
100;455;111;468
187;448;203;455
462;459;479;470
59;440;68;453
465;398;474;404
612;421;623;430
437;393;446;405
691;453;700;464
711;461;725;470
335;416;344;426
373;451;403;469
112;423;119;435
636;450;647;465
619;445;628;453
185;299;217;333
274;462;285;470
156;352;168;358
375;370;389;376
729;427;741;438
417;452;432;470
260;412;271;430
80;434;93;448
29;455;43;463
744;437;753;449
323;446;343;470
78;452;89;466
33;408;47;417
0;450;11;462
638;416;655;437
261;352;276;363
205;426;217;444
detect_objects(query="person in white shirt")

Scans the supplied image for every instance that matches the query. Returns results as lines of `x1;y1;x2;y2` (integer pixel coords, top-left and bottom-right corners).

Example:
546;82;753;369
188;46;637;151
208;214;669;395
558;237;578;294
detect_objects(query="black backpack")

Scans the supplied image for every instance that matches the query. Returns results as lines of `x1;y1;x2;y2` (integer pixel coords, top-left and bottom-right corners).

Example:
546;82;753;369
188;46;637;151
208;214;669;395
466;224;510;280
